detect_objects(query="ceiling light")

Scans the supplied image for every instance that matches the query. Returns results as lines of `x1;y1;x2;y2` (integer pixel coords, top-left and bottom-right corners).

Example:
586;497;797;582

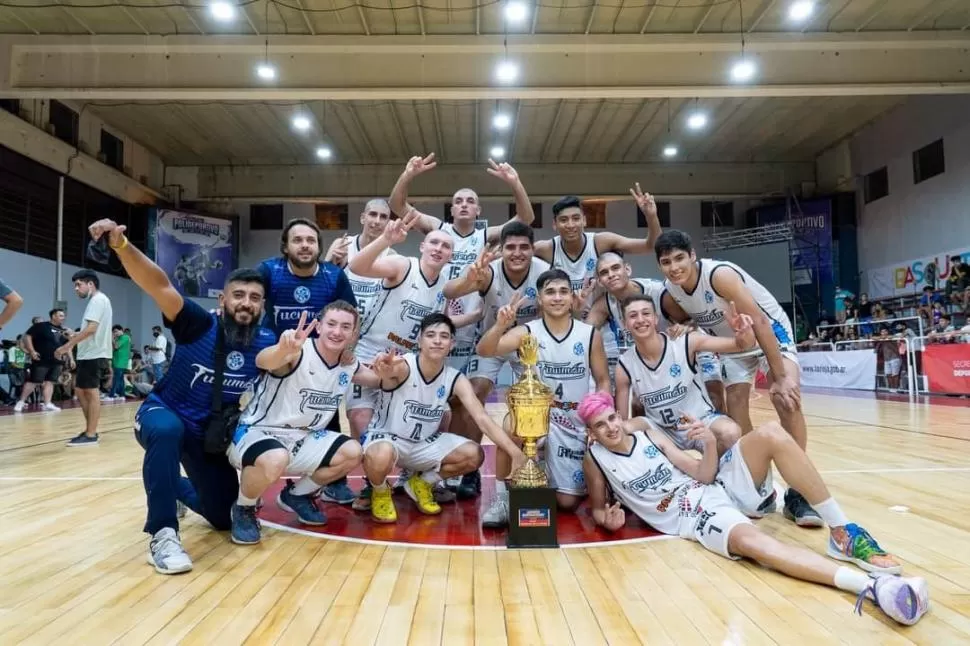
663;145;678;158
490;146;506;159
291;115;311;132
686;112;708;130
788;1;814;22
316;146;332;160
492;113;512;130
495;61;519;84
505;1;528;22
210;1;235;21
255;63;276;80
730;59;757;83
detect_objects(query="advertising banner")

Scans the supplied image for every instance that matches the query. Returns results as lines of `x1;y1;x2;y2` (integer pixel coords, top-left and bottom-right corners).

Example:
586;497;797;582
866;246;970;299
148;209;237;298
923;344;970;395
753;198;833;286
799;350;877;390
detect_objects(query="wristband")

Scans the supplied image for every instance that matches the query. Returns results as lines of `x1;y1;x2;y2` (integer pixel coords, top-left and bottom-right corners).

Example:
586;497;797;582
110;236;129;251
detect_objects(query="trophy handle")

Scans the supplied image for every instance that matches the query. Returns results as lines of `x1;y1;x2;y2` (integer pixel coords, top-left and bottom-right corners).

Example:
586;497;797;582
503;411;515;437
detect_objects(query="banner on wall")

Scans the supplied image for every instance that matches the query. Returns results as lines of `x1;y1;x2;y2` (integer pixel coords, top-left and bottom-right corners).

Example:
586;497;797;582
798;350;877;390
923;344;970;395
148;209;238;298
866;246;970;299
752;198;833;286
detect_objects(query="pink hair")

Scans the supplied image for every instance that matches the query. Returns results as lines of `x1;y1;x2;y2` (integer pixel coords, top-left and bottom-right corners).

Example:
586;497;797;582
578;391;615;426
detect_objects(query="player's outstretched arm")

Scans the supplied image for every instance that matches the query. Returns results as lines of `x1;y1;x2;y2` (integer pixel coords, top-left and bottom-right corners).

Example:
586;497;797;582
443;247;496;299
388;153;442;234
485;160;535;244
644;422;718;483
452;375;526;468
347;214;416;282
256;311;316;374
354;350;408;389
477;295;528;357
614;362;633;420
590;329;610;392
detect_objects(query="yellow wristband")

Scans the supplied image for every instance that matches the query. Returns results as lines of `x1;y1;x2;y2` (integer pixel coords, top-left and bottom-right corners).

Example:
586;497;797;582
110;236;129;251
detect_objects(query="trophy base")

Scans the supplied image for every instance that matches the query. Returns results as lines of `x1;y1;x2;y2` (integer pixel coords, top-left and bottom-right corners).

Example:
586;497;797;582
507;486;559;549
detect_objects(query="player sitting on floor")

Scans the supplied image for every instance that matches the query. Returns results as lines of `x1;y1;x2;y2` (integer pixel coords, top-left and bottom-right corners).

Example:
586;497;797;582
361;313;527;523
579;391;929;626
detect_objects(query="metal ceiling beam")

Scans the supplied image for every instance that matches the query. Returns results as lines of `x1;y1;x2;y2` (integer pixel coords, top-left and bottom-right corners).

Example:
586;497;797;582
174;0;206;34
1;7;40;35
389;102;411;158
571;98;605;162
241;5;261;35
355;1;371;35
908;0;961;32
115;0;151;35
693;3;716;34
638;3;657;33
53;0;96;35
293;0;316;35
416;0;426;36
855;0;890;32
584;0;598;35
431;100;446;162
604;99;657;162
540;99;565;162
474;101;480;162
507;100;521;162
747;0;776;33
801;0;851;33
345;102;378;162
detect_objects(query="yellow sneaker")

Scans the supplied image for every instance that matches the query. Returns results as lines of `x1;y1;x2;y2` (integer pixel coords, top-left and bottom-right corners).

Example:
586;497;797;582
405;474;442;515
370;485;397;523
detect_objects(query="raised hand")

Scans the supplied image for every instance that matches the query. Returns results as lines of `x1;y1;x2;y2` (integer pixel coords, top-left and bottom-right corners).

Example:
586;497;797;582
571;279;594;314
726;301;756;350
666;323;690;339
278;310;317;355
509;446;529;476
405;153;437;178
680;414;716;447
467;245;498;285
325;234;352;265
371;349;404;379
770;374;802;413
486;159;520;185
382;216;414;246
88;218;127;248
629;182;657;217
497;291;525;329
603;501;626;531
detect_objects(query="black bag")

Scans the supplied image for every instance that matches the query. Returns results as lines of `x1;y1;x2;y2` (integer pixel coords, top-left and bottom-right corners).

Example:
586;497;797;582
204;318;241;455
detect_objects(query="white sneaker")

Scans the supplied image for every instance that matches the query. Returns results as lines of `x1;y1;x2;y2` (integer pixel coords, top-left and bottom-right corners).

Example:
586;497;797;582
481;492;510;529
13;401;24;412
42;403;60;412
147;527;193;575
857;574;930;625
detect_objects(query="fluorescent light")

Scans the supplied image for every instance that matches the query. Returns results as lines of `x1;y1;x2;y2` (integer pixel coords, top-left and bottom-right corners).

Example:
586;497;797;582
490;146;506;159
210;1;235;21
730;59;757;82
663;145;678;158
256;64;276;80
495;61;519;84
788;1;814;22
686;112;708;130
292;115;311;132
316;147;332;160
505;1;528;22
492;113;512;130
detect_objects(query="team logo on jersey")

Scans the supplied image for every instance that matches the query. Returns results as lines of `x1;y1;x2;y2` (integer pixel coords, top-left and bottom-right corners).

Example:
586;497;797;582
189;364;253;394
399;299;436;322
294;286;311;304
538;361;587;381
585;258;596;271
524;287;537;300
338;372;349;386
299;388;342;412
436;291;445;304
669;363;681;377
226;351;245;371
403;399;445;425
349;279;381;298
572;342;584;356
721;448;733;464
704;290;714;304
436;385;446;398
638;383;688;408
627;463;673;493
644;444;659;459
572;469;586;485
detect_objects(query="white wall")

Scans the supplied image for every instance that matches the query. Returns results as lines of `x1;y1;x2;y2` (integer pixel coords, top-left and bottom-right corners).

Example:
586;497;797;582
851;95;970;273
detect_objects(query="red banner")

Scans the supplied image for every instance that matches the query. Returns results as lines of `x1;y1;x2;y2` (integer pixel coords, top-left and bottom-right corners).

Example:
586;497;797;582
923;344;970;394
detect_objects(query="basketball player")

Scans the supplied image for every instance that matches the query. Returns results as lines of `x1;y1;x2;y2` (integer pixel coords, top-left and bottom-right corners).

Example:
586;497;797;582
476;269;610;528
579;391;929;627
614;295;745;456
257;218;359;506
87;218;278;575
226;305;400;543
362;313;527;523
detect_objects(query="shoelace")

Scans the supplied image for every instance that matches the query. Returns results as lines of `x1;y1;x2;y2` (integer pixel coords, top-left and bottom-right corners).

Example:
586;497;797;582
846;524;889;560
153;532;185;559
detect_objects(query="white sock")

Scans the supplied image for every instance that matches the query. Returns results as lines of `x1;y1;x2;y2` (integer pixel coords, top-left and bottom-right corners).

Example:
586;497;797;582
834;566;870;594
496;480;508;497
237;493;259;506
421;471;441;485
291;476;321;496
814;498;850;528
371;480;389;491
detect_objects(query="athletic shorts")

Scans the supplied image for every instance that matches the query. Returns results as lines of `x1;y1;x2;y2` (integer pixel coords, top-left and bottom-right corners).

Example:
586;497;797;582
362;430;473;473
884;358;902;376
446;345;475;374
76;358;110;389
348;383;379;411
29;362;62;384
663;410;723;452
696;352;723;383
689;483;753;560
721;349;799;386
228;424;350;476
538;424;587;496
466;354;520;384
715;440;774;517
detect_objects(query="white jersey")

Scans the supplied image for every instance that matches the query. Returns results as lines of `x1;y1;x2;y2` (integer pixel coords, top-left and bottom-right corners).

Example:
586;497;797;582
344;235;395;322
525;318;596;437
588;431;704;537
368;353;461;441
664;259;795;355
551;233;598;290
440;223;488;352
357;258;446;362
481;257;551;331
240;337;358;431
606;278;666;358
617;333;715;433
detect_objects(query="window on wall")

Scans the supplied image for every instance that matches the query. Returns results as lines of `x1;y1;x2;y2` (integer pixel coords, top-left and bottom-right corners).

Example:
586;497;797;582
581;200;607;229
508;202;543;228
315;203;348;230
912;139;944;184
100;129;124;171
701;201;734;227
637;201;670;228
863;166;889;204
250;204;284;230
49;100;79;147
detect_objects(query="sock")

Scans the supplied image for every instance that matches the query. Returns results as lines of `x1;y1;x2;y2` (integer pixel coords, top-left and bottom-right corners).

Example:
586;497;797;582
814;498;850;528
496;480;508;497
237;492;259;506
834;566;870;594
421;471;442;485
291;476;321;496
371;480;389;491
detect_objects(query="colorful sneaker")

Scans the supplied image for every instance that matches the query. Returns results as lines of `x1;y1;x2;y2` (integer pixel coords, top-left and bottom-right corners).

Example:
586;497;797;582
855;574;929;625
353;484;373;512
405;474;441;515
230;503;262;545
319;479;355;505
828;524;902;574
147;527;193;575
278;482;328;525
66;433;99;447
370;485;397;523
783;488;823;527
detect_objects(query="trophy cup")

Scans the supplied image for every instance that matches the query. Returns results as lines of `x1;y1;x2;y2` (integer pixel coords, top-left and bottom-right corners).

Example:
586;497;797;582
505;333;558;548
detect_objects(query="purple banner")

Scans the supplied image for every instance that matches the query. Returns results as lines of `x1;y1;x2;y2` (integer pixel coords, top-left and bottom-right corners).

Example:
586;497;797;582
753;198;833;285
149;209;237;298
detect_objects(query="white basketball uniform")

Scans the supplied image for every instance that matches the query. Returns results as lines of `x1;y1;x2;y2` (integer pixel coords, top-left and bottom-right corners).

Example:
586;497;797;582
362;353;472;473
664;259;797;386
588;430;771;559
344;234;395;322
229;338;357;476
350;258;446;410
468;257;550;383
616;333;719;451
551;233;598;291
439;223;488;373
526;318;596;495
605;278;666;376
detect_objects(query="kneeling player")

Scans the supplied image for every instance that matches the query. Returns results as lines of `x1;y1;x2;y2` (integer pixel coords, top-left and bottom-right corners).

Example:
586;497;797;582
362;313;527;523
227;304;397;544
580;392;929;626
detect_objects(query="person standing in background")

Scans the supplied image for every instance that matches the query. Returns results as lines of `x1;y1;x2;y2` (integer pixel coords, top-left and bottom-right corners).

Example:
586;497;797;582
147;326;168;382
7;335;26;401
110;324;131;400
833;286;854;323
16;308;68;412
56;270;113;447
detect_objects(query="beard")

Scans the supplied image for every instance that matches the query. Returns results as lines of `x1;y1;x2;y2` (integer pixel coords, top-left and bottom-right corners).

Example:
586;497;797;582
223;312;256;347
287;251;320;270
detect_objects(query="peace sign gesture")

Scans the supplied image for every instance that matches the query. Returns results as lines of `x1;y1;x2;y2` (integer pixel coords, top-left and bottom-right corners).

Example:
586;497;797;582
382;214;415;246
497;291;526;328
405;153;437;179
468;245;498;286
726;301;756;350
486;159;520;185
279;310;317;355
602;501;626;531
572;278;595;315
325;234;352;265
629;182;657;217
371;349;405;380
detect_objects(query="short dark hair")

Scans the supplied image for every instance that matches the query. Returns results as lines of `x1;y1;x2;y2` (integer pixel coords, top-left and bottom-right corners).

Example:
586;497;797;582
621;294;656;315
536;269;572;292
552;195;583;218
49;308;63;318
280;218;321;254
500;220;535;245
71;269;99;289
654;230;694;261
320;299;359;327
420;312;455;336
152;325;161;332
224;268;266;292
112;324;123;332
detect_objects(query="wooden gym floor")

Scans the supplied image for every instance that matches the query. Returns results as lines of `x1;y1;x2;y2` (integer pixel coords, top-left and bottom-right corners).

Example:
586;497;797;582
1;392;969;645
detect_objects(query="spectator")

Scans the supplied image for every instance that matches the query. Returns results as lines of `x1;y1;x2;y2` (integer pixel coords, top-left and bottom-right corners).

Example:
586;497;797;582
931;301;946;326
6;335;26;401
834;286;854;322
0;278;23;333
109;324;131;400
857;293;873;336
875;327;901;391
15;308;68;412
946;255;970;312
928;315;956;343
147;325;168;382
924;259;938;291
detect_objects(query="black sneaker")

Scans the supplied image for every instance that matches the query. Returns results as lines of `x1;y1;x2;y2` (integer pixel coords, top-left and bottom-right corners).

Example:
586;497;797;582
457;470;482;500
783;488;824;528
